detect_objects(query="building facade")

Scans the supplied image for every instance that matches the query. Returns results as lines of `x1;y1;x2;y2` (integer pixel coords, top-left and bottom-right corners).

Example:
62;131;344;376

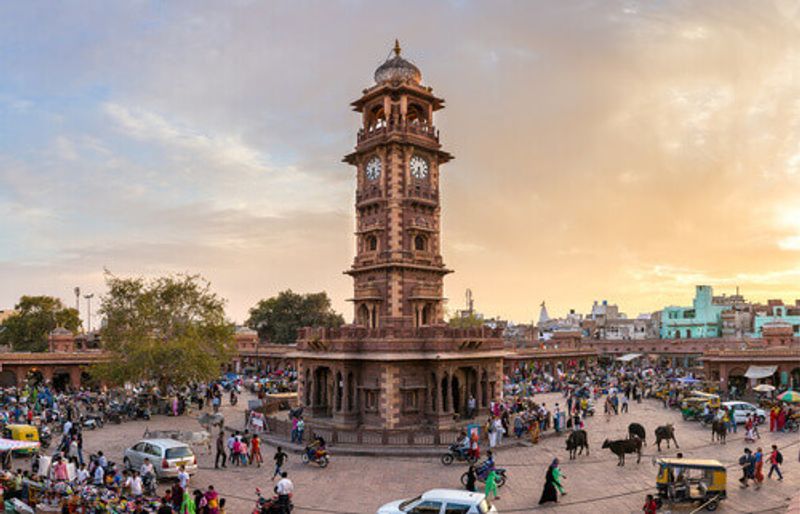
753;300;800;337
294;42;504;430
660;285;728;339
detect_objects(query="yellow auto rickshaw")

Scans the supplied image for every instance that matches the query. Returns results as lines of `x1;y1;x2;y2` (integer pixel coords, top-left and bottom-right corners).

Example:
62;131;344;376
688;391;721;409
2;424;41;455
655;458;726;511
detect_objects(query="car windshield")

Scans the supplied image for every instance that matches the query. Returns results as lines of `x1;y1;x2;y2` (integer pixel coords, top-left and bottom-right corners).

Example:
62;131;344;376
399;496;422;511
165;447;193;459
477;499;491;514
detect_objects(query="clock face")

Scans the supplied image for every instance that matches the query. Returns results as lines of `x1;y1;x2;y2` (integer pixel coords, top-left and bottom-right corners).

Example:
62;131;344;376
410;155;429;179
365;157;381;181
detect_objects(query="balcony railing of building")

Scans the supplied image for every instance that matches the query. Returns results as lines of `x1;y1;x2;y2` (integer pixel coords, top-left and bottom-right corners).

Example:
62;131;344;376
357;121;439;146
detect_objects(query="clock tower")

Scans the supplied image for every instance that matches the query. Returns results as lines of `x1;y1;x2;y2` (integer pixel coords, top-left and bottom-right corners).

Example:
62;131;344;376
344;40;453;330
296;42;504;431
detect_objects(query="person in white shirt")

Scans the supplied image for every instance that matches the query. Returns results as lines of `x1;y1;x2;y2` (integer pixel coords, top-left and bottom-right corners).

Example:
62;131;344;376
97;452;108;468
140;458;155;478
276;471;294;503
128;471;143;496
75;463;90;484
93;464;104;486
62;419;73;436
177;465;189;490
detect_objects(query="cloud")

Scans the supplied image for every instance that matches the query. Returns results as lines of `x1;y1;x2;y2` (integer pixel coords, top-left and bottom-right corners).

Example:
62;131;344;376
1;0;799;322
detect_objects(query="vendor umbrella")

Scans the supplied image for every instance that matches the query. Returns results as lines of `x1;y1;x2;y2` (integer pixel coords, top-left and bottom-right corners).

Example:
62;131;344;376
753;384;776;393
678;377;701;384
777;390;800;403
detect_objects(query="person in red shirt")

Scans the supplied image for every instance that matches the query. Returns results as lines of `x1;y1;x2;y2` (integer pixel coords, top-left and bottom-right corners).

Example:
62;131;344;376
642;494;658;514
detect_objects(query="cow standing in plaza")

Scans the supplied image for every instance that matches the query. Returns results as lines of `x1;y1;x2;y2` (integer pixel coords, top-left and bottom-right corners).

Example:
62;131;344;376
711;420;726;444
566;429;589;460
602;437;642;466
627;423;646;445
654;424;679;451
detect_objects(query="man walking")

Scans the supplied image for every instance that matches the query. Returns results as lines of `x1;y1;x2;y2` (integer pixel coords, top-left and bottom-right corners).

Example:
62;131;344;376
767;444;783;481
215;431;226;469
272;446;288;480
739;448;755;488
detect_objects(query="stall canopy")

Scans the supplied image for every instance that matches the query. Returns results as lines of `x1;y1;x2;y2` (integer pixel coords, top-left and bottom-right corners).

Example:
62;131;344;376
0;438;39;452
744;365;777;379
616;353;643;362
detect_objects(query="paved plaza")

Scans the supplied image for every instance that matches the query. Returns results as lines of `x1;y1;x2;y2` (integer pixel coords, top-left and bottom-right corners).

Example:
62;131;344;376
16;392;793;514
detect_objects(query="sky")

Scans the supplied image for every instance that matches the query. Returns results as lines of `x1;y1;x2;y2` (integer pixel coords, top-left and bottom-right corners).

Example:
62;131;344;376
1;0;800;325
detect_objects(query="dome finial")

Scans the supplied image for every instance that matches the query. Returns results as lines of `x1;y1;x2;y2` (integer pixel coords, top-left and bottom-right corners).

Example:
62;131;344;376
393;39;401;57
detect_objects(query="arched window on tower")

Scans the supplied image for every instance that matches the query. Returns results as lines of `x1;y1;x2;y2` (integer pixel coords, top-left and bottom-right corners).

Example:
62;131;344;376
366;235;378;252
414;234;428;252
368;105;386;130
407;103;427;125
421;303;432;326
358;304;370;327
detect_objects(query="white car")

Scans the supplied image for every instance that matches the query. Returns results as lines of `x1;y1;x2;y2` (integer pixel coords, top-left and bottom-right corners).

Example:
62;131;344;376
377;489;497;514
123;439;198;479
722;401;766;425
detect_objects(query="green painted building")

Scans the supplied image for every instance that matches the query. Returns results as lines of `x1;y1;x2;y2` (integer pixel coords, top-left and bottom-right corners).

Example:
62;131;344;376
660;285;727;339
753;301;800;336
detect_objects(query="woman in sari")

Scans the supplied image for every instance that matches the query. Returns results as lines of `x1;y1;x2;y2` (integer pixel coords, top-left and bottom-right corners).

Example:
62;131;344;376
205;485;220;514
539;459;559;504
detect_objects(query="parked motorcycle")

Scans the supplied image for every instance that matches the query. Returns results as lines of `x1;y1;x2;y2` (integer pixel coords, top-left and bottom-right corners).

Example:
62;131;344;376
441;443;477;465
301;446;330;468
142;472;157;496
82;414;104;430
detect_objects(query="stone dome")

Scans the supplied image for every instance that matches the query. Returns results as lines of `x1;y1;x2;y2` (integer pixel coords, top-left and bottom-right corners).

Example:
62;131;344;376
374;40;422;85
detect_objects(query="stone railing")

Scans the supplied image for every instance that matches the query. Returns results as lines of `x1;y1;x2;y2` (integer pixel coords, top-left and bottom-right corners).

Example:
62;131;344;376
357;121;439;146
263;415;463;447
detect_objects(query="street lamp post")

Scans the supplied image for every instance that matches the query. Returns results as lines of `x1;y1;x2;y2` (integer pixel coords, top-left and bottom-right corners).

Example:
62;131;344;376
84;294;94;332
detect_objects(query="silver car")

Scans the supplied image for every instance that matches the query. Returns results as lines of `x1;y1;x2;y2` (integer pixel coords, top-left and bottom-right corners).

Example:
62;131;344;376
123;438;198;479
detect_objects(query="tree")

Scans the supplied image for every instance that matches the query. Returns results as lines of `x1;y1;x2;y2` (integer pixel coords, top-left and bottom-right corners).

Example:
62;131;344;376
92;273;235;388
448;312;485;329
246;290;344;344
0;296;81;352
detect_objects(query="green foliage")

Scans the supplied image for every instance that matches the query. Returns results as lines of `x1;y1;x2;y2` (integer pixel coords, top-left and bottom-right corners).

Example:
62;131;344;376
246;290;344;344
448;312;485;329
0;296;81;352
93;273;235;388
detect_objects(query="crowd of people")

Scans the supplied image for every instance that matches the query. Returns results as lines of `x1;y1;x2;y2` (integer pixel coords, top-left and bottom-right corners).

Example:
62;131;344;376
0;366;301;513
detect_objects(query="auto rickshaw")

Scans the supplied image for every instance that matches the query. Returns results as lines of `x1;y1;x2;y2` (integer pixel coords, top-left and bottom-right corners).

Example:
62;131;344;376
2;424;41;455
689;391;721;409
654;458;726;511
680;397;708;421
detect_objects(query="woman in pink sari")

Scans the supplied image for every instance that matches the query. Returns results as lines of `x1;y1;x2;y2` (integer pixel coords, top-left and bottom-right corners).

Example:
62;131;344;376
204;485;220;514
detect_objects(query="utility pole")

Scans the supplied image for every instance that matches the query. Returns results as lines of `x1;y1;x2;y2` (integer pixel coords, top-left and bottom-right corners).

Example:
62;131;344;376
74;287;81;331
84;293;94;333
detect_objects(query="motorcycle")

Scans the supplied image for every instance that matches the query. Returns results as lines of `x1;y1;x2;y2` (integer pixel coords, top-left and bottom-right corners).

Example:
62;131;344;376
142;472;157;496
441;443;476;465
38;425;52;449
460;464;507;488
253;487;293;514
82;414;104;430
105;406;123;425
301;446;330;468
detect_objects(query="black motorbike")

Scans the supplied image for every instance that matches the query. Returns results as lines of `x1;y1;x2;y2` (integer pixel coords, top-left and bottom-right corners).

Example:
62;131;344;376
441;443;477;465
142;472;157;496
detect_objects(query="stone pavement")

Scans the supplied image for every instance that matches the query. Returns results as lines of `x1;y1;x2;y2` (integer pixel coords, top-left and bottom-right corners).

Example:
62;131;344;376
25;393;799;513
